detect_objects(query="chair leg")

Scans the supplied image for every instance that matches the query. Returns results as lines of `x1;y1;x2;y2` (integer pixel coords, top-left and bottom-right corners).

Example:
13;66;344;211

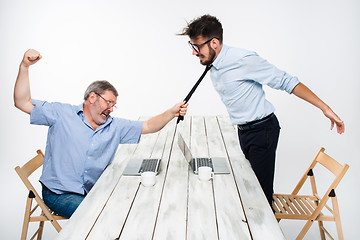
317;221;326;240
332;196;344;240
50;218;62;232
296;219;315;240
37;220;45;240
21;197;33;240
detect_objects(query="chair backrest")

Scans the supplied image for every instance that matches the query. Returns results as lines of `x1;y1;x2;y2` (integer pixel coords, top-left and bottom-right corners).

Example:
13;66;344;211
316;148;347;176
15;150;44;193
292;147;349;196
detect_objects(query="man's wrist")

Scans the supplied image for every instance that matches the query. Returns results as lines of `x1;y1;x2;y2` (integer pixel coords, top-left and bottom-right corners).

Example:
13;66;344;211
20;62;30;70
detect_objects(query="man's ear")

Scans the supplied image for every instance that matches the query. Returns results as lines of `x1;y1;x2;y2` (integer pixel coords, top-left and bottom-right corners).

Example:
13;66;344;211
88;92;97;104
211;38;219;50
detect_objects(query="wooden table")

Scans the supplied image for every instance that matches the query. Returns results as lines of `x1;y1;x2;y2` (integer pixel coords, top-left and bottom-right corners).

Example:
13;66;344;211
57;115;284;240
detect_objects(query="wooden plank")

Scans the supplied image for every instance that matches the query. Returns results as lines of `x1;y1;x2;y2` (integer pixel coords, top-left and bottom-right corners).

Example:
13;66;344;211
282;196;301;215
56;142;139;240
187;116;218;240
278;196;294;214
273;195;286;213
204;116;251;240
304;197;317;210
86;177;141;239
216;115;285;240
290;196;306;215
296;197;312;215
86;129;162;240
115;121;177;240
152;117;190;240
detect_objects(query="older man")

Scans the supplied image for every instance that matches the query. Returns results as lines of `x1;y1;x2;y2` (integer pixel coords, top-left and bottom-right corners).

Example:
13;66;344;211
14;49;188;218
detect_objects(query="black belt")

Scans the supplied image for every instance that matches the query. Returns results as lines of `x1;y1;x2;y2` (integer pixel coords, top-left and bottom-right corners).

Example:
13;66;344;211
237;113;274;131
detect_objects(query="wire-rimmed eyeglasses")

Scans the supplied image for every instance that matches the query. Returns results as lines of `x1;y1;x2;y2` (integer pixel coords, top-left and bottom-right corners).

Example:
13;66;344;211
95;92;117;109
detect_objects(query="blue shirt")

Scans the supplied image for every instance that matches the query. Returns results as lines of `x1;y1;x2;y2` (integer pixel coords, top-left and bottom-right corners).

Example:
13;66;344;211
30;99;143;195
210;45;300;125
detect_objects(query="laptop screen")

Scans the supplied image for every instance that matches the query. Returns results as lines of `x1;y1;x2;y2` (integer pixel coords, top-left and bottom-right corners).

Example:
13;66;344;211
177;133;193;164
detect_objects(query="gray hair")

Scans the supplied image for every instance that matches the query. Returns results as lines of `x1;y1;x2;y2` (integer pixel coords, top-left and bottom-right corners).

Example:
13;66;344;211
84;80;118;100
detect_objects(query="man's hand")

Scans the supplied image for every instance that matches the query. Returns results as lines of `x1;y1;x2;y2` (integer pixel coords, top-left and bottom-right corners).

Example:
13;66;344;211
171;101;188;117
141;101;189;134
323;107;345;134
21;49;42;68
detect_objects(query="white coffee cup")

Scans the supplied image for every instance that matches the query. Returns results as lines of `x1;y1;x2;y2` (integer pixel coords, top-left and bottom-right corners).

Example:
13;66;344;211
198;166;214;181
141;171;156;187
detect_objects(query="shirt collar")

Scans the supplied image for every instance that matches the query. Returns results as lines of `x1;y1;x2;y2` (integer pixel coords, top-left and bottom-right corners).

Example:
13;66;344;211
212;44;228;70
76;102;113;131
76;103;84;114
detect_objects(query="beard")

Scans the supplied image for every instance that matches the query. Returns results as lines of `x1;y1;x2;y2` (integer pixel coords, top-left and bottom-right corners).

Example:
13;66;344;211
199;46;216;66
94;109;111;125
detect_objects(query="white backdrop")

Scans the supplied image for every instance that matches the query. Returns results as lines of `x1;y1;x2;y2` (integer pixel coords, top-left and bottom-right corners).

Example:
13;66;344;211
1;0;359;239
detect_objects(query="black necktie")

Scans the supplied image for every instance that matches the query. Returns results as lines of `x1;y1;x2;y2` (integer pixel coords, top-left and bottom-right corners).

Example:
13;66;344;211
177;64;213;124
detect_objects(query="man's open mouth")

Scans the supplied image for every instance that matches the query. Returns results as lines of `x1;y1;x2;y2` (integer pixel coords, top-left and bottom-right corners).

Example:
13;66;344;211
101;111;110;118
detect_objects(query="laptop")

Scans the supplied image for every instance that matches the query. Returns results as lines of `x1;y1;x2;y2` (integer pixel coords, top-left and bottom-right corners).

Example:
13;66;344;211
122;158;161;176
177;133;230;174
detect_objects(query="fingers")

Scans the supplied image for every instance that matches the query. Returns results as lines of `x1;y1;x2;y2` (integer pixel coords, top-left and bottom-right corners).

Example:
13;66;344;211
174;101;188;117
330;119;345;134
22;49;42;67
324;108;344;134
336;121;345;134
179;104;188;116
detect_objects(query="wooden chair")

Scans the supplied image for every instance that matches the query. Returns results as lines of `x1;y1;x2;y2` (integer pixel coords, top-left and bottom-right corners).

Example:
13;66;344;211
15;150;67;240
273;147;349;240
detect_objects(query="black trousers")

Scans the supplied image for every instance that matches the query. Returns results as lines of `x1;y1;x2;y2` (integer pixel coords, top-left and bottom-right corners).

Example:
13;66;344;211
237;114;280;206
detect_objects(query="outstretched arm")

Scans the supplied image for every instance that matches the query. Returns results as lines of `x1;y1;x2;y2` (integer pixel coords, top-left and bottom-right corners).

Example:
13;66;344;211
141;102;188;134
14;49;42;114
291;82;344;134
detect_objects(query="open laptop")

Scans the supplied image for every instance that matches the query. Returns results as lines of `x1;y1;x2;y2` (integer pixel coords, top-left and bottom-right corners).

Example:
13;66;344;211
177;133;230;174
122;158;161;176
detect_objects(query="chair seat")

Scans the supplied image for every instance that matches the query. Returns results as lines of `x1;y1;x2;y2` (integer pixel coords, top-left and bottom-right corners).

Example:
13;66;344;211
273;194;317;219
273;193;335;222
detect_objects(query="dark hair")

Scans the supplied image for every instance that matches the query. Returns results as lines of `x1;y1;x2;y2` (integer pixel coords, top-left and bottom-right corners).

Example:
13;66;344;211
178;14;223;44
84;80;118;100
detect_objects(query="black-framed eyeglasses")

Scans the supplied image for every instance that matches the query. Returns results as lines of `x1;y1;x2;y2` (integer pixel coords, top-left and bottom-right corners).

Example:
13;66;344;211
188;37;216;53
95;92;117;109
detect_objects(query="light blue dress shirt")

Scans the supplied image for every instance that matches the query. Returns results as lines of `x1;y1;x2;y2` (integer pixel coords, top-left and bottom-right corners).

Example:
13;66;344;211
30;99;143;195
210;45;300;125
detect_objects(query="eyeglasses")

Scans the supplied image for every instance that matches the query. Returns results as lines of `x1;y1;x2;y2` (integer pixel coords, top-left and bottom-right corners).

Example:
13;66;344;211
95;92;117;109
188;37;216;53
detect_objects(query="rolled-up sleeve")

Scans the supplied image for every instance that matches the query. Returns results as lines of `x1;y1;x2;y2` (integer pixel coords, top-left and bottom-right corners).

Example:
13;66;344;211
117;119;143;144
30;99;59;126
240;54;300;94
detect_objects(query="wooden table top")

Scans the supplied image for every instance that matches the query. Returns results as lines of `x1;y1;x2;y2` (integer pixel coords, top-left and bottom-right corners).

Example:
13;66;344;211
57;115;284;240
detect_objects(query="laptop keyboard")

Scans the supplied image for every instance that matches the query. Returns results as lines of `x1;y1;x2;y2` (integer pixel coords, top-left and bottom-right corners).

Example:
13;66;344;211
139;159;160;173
196;157;214;170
